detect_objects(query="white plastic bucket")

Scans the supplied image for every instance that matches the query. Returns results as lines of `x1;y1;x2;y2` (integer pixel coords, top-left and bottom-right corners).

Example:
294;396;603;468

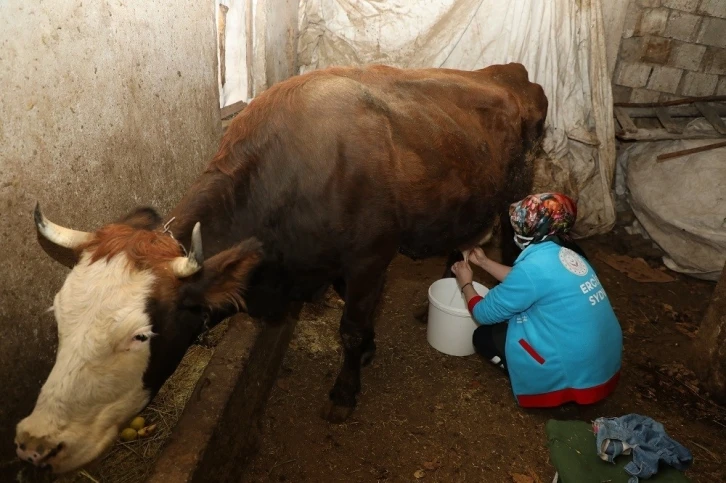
426;278;489;356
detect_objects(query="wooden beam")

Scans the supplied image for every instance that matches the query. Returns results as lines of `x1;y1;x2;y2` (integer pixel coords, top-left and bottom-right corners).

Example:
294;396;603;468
614;107;638;133
655;107;683;134
614;94;726;108
217;4;229;88
656;140;726;162
220;100;248;119
616;129;726;141
695;102;726;135
623;104;726;119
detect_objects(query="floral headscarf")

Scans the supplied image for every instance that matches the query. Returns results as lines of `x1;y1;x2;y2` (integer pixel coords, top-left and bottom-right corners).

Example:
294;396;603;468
508;193;577;249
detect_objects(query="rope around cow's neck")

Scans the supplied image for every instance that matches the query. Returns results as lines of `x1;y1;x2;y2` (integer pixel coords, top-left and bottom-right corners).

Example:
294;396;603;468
160;216;189;257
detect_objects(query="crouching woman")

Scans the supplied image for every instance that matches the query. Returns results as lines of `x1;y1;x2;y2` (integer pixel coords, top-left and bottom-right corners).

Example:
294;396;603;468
452;193;623;408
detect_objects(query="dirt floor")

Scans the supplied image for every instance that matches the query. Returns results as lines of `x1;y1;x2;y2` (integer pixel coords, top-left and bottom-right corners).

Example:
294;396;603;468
240;225;725;483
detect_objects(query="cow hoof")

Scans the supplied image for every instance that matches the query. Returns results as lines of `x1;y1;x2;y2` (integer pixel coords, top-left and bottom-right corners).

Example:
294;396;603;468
361;350;376;367
320;401;355;424
360;340;376;367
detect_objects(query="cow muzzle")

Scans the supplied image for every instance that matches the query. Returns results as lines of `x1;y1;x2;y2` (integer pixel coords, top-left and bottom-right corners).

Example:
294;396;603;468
15;435;64;470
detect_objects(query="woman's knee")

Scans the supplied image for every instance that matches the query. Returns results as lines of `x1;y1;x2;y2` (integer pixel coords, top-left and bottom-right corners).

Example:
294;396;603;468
472;324;491;347
472;325;498;357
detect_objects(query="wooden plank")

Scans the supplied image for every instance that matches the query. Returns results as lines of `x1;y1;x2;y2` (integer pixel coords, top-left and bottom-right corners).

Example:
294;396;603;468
245;0;254;100
655;107;683;134
217;4;229;87
614;94;726;108
614;107;638;133
695;102;726;134
656;140;726;162
220;100;248;119
624;104;726;119
616;129;726;141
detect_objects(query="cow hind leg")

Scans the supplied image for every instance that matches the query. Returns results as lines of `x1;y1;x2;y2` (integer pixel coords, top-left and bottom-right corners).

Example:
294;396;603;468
441;250;465;279
322;261;389;423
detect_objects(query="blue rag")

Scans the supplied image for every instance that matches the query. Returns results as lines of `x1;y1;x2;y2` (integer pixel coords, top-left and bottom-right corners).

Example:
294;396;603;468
593;414;693;483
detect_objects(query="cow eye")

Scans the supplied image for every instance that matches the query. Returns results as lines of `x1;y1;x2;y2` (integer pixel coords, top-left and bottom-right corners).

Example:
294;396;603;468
134;334;149;342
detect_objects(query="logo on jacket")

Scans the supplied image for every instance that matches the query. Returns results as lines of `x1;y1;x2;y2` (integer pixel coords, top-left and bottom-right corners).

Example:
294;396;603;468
559;247;589;276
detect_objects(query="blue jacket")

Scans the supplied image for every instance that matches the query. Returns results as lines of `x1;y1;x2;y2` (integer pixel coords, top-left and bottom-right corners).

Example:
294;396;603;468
469;241;622;407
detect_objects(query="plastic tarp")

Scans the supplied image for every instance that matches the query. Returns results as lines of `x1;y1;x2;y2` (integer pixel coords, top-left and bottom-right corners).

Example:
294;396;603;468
617;126;726;282
297;0;616;237
215;0;249;108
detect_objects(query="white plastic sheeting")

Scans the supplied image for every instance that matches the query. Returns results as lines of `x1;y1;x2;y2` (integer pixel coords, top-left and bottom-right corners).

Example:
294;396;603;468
618;132;726;282
298;0;616;237
215;0;299;107
215;0;249;108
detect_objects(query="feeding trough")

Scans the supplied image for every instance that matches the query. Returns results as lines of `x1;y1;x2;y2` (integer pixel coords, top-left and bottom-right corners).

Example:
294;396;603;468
426;278;489;356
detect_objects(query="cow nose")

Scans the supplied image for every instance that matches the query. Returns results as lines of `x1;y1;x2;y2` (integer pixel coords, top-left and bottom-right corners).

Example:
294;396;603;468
15;438;63;467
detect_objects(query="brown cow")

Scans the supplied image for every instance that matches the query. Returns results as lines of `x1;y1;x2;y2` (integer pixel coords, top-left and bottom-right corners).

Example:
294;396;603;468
16;63;547;473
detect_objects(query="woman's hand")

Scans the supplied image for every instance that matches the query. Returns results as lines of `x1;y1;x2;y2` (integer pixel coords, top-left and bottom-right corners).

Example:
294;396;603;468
451;260;473;286
468;247;489;268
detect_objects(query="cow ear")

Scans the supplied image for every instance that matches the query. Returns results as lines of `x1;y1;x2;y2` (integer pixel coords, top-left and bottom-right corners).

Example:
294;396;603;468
117;207;162;231
193;238;263;310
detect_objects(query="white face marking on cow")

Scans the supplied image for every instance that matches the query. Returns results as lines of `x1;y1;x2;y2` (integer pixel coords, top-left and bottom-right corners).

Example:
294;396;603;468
15;252;157;473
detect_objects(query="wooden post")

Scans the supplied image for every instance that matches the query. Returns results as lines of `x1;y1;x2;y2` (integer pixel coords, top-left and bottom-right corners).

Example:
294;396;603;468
691;262;726;404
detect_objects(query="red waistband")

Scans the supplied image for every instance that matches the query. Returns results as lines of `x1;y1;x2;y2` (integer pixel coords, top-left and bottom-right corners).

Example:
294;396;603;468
516;371;620;408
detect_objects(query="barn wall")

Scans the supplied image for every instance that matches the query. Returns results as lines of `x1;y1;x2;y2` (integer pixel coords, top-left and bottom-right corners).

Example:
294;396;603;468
0;0;221;467
263;0;300;87
250;0;300;96
612;0;726;103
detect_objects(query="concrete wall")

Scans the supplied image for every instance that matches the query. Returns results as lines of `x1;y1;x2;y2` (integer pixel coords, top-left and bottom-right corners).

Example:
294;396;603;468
263;0;300;87
0;0;221;470
612;0;726;102
246;0;300;97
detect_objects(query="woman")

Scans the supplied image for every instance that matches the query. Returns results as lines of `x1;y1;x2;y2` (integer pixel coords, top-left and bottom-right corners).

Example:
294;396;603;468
452;193;622;408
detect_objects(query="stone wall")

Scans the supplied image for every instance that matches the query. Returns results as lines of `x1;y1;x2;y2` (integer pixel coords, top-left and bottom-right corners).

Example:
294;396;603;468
612;0;726;103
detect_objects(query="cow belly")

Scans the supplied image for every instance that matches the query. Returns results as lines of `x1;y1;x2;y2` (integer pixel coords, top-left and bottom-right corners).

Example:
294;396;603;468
398;220;496;260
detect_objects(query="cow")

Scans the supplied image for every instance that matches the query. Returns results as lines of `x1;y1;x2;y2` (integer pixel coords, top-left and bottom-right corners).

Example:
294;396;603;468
15;63;547;473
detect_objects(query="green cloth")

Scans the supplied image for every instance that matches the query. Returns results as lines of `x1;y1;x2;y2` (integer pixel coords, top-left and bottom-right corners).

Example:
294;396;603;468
545;420;690;483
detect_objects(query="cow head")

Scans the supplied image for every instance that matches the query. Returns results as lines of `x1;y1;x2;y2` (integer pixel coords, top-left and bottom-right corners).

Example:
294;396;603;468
15;205;262;473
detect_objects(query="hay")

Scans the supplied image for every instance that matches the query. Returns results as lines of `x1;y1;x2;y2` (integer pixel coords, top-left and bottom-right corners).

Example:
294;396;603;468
288;289;342;356
52;321;229;483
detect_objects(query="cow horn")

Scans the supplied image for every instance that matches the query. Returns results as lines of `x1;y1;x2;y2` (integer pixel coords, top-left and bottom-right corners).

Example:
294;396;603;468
170;222;204;278
34;203;93;249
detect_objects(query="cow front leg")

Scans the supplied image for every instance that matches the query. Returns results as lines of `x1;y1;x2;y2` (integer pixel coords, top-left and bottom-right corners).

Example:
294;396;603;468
331;277;375;365
322;267;387;423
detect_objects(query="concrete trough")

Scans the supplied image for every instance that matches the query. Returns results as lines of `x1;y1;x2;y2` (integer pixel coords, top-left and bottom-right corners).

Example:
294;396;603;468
146;314;297;483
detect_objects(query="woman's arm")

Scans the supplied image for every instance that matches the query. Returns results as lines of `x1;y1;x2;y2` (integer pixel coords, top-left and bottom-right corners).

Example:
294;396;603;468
452;258;539;325
469;247;511;282
460;282;479;306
